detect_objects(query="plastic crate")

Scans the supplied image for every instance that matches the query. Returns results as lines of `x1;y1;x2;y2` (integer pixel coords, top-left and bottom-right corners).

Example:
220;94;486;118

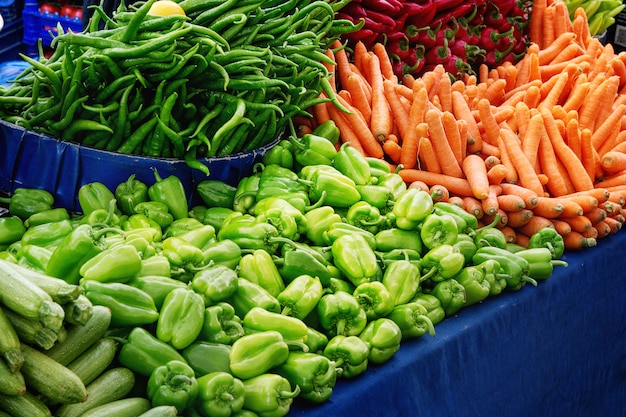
22;1;82;47
0;0;23;24
0;18;24;62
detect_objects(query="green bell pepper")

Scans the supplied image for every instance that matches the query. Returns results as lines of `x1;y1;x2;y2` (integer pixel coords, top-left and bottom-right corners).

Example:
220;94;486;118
233;173;261;213
303;206;342;246
322;335;369;378
118;327;187;377
189;205;208;223
157;287;205;350
528;227;565;259
115;174;149;216
0;188;54;219
238;249;285;297
333;142;372;185
261;139;294;170
375;228;422;253
164;218;204;238
148;169;189;220
161;236;204;269
433;201;479;231
317;291;368;337
192;265;239;305
15;244;52;272
24;208;70;228
82;280;159;327
353;281;394;320
195;371;245;417
277;275;323;320
80;198;121;227
514;248;568;280
253;197;307;236
243;307;308;344
392;188;434;230
470;215;507;249
305;326;329;354
182;341;231;377
134;201;174;229
301;165;361;208
273;241;332;286
229;331;294;380
323;222;377;250
377;171;407;199
255;207;299;240
274;351;337;404
420;244;466;284
453;233;478;266
358;318;402;364
147;360;199;413
78;182;117;216
229;278;281;318
128;275;187;309
242;373;300;417
382;259;421;306
20;219;74;249
472;246;536;290
430;278;466;316
345;200;384;234
356;185;395;213
455;264;492;306
313;119;340;145
256;164;308;202
290;133;337;167
79;243;143;283
201;239;242;270
328;277;356;294
197;180;237;209
411;293;446;326
137;254;172;278
331;234;379;287
217;213;280;254
203;207;235;233
387;302;436;340
419;212;459;249
122;213;163;241
480;259;507;296
176;225;216;251
0;216;26;248
199;302;244;345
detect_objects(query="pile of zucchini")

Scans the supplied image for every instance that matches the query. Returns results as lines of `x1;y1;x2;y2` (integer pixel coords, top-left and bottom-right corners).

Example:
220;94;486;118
0;260;164;417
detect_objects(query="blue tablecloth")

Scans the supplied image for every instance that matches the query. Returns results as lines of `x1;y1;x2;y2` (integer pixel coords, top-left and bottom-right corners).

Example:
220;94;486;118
290;231;626;417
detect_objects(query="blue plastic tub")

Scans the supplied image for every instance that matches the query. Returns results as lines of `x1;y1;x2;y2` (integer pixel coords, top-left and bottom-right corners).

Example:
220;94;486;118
22;2;82;47
0;119;280;212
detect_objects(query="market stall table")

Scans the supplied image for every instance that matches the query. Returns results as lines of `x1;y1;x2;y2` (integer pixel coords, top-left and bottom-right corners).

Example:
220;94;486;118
290;230;626;417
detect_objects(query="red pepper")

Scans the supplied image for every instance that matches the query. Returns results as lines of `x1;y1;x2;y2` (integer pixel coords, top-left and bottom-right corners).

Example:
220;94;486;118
477;26;514;52
483;38;515;68
361;0;404;16
423;38;452;66
430;3;476;27
392;46;426;77
402;0;437;29
433;0;466;13
385;32;411;61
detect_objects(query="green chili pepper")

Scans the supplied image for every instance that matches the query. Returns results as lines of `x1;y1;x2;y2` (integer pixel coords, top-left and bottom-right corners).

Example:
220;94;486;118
134;201;174;229
197;180;237;209
420;244;466;284
182;341;232;377
411;293;446;326
15;244;52;272
128;275;187;309
199;302;244;345
147;360;198;413
0;217;26;249
80;198;121;227
255;207;299;240
115;174;149;216
453;233;478;266
358;317;402;364
323;222;377;251
528;227;565;259
118;327;187;377
331;234;379;287
382;258;421;306
430;278;466;316
176;224;216;251
82;280;159;327
79;243;143;283
322;335;369;379
387;302;436;340
332;142;372;185
455;264;492;306
157;287;205;350
472;246;536;290
480;259;507;296
344;200;384;234
230;278;281;318
161;236;204;269
303;206;342;246
392;188;434;230
261;140;294;170
243;306;308;344
273;241;332;286
257;164;308;202
24;208;70;228
420;212;459;249
316;291;367;337
195;371;245;417
242;373;300;417
137;254;172;278
514;248;568;280
277;274;323;320
253;197;307;235
148;169;188;220
191;265;238;305
0;188;54;220
229;331;295;380
353;281;394;320
78;182;117;216
375;228;422;253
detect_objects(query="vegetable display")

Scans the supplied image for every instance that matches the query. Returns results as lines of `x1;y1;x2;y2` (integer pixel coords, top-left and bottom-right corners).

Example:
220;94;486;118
0;0;360;169
563;0;625;35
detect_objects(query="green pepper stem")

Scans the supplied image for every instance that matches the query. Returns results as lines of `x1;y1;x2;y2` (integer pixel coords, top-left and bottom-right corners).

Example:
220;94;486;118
416;316;436;337
522;275;538;286
420;266;437;282
279;384;301;400
335;318;346;336
0;196;11;204
551;260;568;267
285;340;309;353
281;306;292;316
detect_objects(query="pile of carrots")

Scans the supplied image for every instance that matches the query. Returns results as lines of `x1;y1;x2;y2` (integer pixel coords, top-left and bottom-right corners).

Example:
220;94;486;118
296;0;626;251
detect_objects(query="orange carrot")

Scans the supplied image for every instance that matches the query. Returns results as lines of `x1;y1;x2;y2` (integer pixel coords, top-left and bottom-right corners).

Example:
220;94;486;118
374;43;396;82
448;195;465;208
560;215;593;233
580;128;596;181
551;218;573;235
442;111;464;165
600;150;626;173
482;185;501;217
516;215;556;237
584;206;608;225
417;136;442;174
537;32;577;65
398;169;475;197
368;53;392;142
593;220;612;238
429;184;450;202
383;138;402;164
345;73;372;124
514;233;531;248
326;103;366;154
499;126;545;196
506;209;535;228
556;198;585;217
499;183;540;208
462;154;491;200
462;196;485;219
487;164;509;185
559;194;599;213
500;225;518;243
591;104;626;152
383;79;410;141
532;196;565;218
424;109;464;178
537;123;570;196
333;94;384;158
497;194;527;212
563;230;596;250
438;73;453;113
451;90;482;153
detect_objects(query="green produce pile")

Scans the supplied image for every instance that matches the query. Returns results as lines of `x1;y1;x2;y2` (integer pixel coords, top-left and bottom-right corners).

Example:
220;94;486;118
0;128;568;417
564;0;625;35
0;0;359;169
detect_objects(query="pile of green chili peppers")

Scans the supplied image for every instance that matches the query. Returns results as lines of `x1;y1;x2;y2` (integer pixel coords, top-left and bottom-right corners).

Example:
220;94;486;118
0;122;568;416
0;0;361;168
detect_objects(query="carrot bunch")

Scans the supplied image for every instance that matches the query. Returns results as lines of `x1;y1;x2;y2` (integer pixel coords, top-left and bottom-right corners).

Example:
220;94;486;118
297;0;626;251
